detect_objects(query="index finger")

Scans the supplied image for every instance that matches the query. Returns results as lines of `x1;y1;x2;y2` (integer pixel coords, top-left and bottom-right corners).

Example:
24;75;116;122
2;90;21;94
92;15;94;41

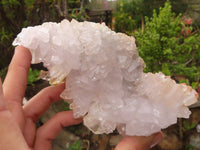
3;46;32;104
3;46;32;129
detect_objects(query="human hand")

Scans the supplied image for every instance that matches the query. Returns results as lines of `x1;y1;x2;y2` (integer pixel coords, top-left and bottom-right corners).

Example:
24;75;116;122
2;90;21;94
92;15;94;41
0;46;82;150
115;132;163;150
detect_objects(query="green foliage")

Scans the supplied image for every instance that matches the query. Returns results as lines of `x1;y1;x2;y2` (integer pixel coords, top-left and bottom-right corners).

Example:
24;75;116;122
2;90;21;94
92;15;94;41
67;122;85;136
135;1;200;82
70;8;89;21
69;140;83;150
28;68;40;85
68;0;81;8
0;0;90;70
0;27;13;43
185;144;194;150
114;0;187;33
114;0;144;33
183;120;196;131
62;101;70;111
1;0;21;21
114;12;136;34
179;79;190;85
68;125;82;135
191;82;199;89
0;0;27;70
161;63;171;76
69;0;90;21
2;0;20;6
24;0;35;9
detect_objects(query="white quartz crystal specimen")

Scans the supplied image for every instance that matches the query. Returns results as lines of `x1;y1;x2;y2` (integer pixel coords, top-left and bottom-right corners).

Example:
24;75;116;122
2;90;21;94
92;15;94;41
13;19;198;136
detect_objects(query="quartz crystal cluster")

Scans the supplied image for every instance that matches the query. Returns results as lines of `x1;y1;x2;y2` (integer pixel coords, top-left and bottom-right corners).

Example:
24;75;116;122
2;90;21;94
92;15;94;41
13;19;198;136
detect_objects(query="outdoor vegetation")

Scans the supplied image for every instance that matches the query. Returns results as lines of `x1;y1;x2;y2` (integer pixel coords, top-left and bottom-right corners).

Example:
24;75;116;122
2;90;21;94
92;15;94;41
0;0;200;150
115;0;200;87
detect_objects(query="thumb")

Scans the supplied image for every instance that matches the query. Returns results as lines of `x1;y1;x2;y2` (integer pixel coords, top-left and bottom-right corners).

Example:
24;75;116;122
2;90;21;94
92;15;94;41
115;132;163;150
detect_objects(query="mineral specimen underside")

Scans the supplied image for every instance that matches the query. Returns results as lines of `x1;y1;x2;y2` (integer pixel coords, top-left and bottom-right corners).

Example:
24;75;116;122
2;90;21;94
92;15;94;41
13;19;198;136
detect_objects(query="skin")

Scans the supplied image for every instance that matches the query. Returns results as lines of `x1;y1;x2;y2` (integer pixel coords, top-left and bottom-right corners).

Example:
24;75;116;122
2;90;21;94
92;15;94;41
0;46;162;150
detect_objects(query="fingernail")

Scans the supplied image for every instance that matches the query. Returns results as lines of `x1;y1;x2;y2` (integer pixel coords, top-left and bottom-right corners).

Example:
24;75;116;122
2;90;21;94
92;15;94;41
150;132;163;148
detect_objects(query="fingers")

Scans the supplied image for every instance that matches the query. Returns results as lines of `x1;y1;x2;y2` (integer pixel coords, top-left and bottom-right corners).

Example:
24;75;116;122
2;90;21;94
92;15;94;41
3;46;31;104
0;79;6;111
23;84;65;122
23;84;65;147
34;111;83;150
115;132;163;150
23;118;36;147
2;46;31;130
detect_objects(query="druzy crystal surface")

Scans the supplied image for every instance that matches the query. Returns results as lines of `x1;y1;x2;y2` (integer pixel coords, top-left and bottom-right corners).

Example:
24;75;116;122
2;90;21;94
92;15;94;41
13;19;198;136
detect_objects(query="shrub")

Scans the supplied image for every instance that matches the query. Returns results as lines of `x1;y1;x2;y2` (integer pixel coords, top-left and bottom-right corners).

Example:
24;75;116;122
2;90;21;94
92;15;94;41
135;1;200;83
114;0;188;34
114;12;136;34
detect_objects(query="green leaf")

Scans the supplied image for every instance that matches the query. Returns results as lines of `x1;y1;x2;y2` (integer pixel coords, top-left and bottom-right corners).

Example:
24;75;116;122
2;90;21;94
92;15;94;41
161;63;171;76
69;140;82;150
163;48;172;55
179;79;190;85
191;82;199;89
185;144;194;150
28;68;40;85
183;121;196;131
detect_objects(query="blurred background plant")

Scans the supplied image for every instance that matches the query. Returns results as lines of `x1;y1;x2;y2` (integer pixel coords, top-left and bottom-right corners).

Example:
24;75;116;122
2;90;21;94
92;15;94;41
134;1;200;85
0;0;90;70
114;0;200;88
68;140;83;150
27;68;40;85
114;0;187;33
